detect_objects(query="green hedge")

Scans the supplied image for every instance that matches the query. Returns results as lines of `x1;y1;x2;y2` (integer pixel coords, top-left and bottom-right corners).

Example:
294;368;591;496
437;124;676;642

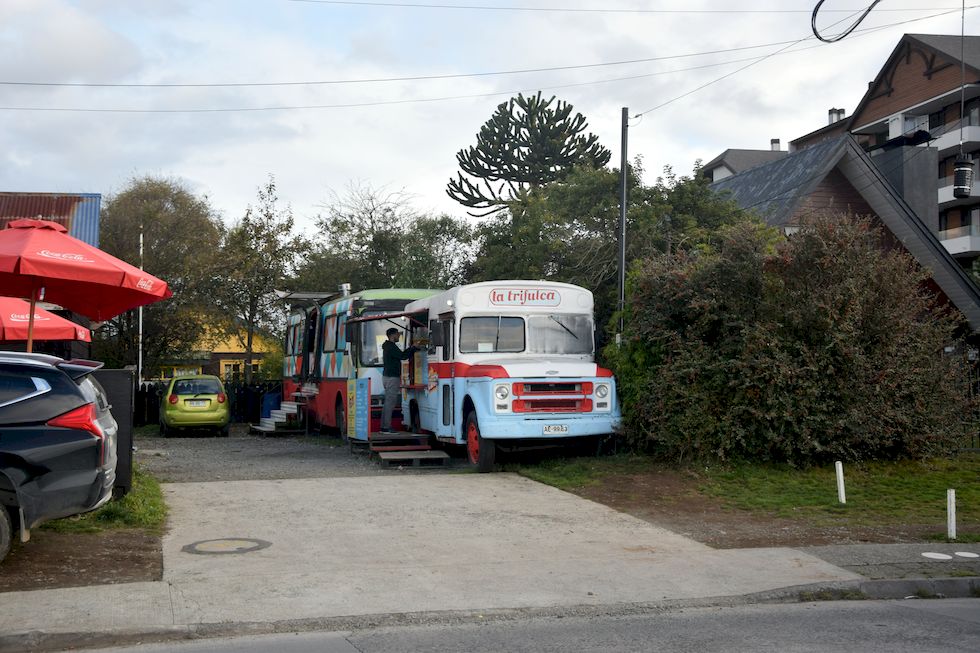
608;215;976;465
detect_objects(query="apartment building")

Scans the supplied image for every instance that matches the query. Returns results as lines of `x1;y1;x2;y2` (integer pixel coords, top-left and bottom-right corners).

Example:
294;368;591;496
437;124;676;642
791;33;980;266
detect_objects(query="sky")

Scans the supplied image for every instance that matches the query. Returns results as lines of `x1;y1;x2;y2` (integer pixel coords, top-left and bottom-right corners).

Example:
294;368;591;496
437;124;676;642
1;0;977;237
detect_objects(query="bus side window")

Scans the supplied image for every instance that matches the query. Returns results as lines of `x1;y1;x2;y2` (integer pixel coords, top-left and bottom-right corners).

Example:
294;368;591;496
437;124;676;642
441;321;453;361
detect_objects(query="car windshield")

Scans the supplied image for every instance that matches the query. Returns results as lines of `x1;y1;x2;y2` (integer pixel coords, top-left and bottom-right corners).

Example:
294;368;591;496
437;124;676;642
173;378;223;395
527;314;594;355
459;316;525;353
360;313;411;366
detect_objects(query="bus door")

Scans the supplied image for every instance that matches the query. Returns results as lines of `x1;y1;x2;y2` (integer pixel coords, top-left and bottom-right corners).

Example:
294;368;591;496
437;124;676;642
426;315;456;439
302;306;320;380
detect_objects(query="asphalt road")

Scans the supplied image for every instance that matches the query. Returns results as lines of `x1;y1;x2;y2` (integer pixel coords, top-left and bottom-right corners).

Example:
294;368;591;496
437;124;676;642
85;599;980;653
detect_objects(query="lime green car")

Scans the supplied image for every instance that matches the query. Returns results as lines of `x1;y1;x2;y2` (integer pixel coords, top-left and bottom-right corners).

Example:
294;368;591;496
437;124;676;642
160;375;231;436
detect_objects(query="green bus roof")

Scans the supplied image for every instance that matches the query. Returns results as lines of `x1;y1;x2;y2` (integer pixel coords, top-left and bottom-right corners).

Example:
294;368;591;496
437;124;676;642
351;288;441;301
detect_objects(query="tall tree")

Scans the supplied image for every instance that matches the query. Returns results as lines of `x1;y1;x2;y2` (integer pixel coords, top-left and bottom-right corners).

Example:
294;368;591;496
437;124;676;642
94;176;224;376
291;183;474;292
465;162;751;348
447;92;610;217
216;177;306;383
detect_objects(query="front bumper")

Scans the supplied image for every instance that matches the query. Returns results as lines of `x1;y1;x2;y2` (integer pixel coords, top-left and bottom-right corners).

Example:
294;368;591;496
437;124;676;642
476;413;621;439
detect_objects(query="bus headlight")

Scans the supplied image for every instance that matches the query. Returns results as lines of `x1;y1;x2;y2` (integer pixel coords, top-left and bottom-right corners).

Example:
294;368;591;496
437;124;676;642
595;384;609;398
494;384;510;400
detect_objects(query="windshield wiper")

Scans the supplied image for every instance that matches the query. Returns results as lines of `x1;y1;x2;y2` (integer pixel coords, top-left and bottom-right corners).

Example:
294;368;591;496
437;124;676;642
549;315;579;340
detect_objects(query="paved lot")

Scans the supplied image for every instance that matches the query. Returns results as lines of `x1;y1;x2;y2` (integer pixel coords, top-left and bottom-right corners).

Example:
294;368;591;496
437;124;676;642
0;473;860;635
135;429;419;482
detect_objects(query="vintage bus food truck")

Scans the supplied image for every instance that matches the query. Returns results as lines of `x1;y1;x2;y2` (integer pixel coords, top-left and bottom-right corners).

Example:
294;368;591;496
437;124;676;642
283;287;439;433
392;281;620;471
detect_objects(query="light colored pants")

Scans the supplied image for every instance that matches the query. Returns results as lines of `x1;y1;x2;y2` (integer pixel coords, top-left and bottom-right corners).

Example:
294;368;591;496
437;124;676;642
381;376;400;430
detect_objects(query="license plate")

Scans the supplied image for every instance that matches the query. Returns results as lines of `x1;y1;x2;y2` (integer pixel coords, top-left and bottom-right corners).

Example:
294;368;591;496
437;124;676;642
543;424;568;435
187;399;208;408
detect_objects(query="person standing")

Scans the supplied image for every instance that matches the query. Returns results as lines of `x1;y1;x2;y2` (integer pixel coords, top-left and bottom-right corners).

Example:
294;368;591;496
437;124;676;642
381;327;418;433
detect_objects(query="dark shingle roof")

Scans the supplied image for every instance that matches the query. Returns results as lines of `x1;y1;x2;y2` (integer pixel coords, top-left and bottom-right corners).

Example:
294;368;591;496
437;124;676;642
702;149;787;176
710;137;847;226
908;34;980;72
710;134;980;332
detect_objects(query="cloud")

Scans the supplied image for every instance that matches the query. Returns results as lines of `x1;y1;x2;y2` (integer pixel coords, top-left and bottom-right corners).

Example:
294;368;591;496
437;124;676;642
0;0;974;242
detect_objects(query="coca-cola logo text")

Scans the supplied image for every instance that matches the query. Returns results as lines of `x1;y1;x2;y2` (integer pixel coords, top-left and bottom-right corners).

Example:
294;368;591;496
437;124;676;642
136;278;155;291
37;249;95;263
9;312;50;322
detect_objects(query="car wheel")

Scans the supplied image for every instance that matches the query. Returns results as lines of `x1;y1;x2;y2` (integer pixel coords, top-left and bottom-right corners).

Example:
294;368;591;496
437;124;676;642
0;506;12;564
465;412;495;473
336;400;347;442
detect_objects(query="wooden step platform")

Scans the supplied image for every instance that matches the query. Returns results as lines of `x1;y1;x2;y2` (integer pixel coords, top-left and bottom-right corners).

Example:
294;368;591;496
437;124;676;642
378;450;450;468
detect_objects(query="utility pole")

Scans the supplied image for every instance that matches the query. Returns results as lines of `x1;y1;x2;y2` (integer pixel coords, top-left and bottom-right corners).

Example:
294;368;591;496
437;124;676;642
138;219;144;385
618;107;629;335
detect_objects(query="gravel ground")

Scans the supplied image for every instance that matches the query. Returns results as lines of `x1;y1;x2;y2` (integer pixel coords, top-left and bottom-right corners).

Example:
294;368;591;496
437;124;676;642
135;424;462;483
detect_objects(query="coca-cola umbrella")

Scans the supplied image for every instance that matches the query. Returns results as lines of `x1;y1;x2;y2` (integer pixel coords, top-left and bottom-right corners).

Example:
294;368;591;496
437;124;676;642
0;297;91;343
0;218;172;351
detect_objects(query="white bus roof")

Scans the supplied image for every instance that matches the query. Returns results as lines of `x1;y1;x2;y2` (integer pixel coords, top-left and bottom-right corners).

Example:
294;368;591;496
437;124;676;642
405;280;593;316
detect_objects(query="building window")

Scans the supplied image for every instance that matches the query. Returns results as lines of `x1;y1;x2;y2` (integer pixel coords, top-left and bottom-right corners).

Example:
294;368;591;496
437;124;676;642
929;108;946;130
965;98;980;126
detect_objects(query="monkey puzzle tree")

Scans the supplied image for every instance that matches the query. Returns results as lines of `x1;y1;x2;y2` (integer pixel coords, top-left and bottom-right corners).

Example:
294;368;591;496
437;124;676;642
447;92;611;217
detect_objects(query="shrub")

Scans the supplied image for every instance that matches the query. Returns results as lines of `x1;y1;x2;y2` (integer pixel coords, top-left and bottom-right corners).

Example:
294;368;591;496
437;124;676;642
609;214;976;465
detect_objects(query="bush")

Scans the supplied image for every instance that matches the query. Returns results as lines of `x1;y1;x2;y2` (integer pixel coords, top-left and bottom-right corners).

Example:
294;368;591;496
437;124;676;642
609;214;976;465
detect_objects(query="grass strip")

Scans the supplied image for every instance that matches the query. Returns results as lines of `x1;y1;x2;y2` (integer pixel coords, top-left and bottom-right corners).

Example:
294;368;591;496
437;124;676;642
40;464;167;534
511;451;980;541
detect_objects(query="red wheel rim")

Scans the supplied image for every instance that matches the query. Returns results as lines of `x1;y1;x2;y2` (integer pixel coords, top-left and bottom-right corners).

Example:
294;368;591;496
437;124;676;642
467;420;479;463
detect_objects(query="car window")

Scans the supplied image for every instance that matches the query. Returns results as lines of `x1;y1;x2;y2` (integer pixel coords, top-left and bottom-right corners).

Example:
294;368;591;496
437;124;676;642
172;378;223;395
0;371;51;406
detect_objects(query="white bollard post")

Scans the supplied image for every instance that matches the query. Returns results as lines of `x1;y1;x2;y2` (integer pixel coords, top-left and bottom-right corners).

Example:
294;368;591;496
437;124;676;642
835;461;846;504
948;489;957;540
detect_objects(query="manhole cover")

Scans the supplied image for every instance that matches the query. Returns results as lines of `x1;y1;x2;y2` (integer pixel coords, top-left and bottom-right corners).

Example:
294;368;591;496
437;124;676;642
182;538;272;555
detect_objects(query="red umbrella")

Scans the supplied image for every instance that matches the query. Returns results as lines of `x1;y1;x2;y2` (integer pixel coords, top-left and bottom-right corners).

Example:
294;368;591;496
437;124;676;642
0;218;172;351
0;297;91;343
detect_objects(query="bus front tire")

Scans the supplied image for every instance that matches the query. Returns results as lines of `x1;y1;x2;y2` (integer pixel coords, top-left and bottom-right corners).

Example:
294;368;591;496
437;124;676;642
465;413;495;473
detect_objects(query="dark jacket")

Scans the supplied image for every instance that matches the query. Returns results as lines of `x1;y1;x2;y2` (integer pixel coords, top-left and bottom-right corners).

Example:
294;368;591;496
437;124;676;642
382;340;417;377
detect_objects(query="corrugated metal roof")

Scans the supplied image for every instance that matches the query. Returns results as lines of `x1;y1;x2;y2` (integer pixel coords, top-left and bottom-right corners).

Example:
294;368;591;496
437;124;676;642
0;192;102;247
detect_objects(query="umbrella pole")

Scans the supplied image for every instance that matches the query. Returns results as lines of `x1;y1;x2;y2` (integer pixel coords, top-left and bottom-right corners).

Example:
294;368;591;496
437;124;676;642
26;288;38;353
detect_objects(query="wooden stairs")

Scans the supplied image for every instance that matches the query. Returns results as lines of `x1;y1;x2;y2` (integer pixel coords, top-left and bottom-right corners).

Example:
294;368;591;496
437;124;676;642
364;431;450;468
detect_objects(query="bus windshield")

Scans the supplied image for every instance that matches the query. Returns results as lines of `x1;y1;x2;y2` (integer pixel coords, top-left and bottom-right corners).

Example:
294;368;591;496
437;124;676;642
527;314;594;355
459;317;525;353
360;313;411;366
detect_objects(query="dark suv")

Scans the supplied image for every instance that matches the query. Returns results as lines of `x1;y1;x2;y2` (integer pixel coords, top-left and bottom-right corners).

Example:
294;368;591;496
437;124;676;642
0;352;118;563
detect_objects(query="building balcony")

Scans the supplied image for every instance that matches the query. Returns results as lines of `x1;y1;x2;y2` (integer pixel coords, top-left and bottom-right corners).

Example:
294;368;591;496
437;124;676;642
930;124;980;155
938;222;980;257
939;177;980;206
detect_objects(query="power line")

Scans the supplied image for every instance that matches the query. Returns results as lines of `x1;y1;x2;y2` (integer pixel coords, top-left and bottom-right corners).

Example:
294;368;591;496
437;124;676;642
0;36;887;89
0;54;788;114
633;5;972;118
812;0;883;43
2;6;972;90
0;6;969;114
285;0;958;15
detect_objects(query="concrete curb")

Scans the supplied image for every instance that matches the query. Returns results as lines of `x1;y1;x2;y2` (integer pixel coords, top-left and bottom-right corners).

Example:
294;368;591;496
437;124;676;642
2;578;977;653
